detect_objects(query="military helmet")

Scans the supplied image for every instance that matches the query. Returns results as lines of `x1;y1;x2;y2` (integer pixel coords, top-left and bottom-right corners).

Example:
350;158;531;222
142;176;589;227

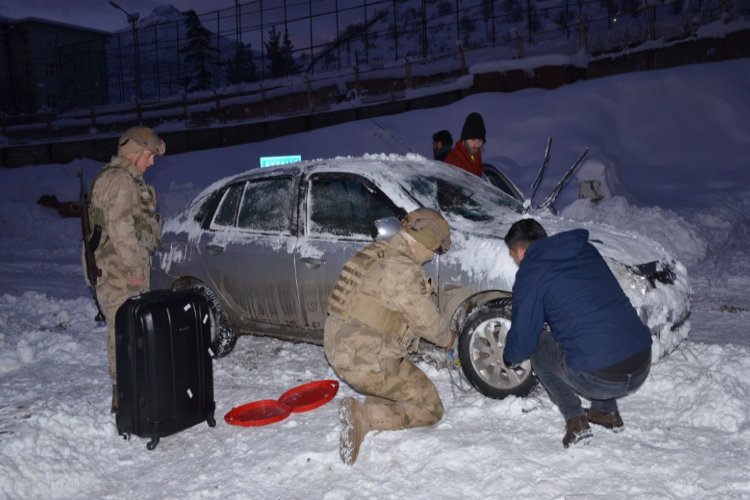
117;126;166;158
401;208;451;254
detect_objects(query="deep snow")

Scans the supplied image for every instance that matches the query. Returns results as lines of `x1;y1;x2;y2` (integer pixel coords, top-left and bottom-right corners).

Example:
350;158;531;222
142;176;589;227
1;58;749;499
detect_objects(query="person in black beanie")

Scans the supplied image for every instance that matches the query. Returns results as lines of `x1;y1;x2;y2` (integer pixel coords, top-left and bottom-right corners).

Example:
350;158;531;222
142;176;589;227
432;130;453;162
444;112;486;176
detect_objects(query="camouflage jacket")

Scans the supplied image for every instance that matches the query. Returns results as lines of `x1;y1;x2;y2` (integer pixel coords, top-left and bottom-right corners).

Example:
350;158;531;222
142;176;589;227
323;231;452;372
88;156;161;282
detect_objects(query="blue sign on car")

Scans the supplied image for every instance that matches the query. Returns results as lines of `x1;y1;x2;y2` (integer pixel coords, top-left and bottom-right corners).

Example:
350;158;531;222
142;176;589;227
260;155;302;168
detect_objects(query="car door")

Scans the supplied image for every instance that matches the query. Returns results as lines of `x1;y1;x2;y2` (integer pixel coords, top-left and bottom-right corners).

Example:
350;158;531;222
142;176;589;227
199;174;305;329
294;172;406;333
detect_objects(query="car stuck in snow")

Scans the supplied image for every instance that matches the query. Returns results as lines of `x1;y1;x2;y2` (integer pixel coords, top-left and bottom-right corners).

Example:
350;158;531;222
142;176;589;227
152;154;691;399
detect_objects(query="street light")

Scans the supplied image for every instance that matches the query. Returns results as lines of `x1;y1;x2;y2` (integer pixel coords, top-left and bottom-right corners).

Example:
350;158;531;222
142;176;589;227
109;1;142;101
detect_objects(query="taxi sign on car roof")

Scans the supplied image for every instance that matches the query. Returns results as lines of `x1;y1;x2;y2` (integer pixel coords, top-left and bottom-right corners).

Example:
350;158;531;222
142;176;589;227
260;155;302;168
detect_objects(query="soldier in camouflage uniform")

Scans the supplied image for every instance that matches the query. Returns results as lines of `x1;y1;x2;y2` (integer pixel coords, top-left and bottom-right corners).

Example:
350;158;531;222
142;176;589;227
88;127;165;413
324;208;456;465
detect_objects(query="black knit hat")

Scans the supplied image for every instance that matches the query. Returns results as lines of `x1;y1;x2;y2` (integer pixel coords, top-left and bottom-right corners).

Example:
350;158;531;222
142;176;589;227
460;112;486;142
432;129;453;145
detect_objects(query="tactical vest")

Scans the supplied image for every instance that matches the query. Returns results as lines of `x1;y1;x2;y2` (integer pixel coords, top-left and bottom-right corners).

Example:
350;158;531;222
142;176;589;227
328;242;405;336
88;160;161;254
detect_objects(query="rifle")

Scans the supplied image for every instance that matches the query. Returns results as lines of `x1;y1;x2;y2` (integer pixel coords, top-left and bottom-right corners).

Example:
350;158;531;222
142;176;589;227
78;167;105;322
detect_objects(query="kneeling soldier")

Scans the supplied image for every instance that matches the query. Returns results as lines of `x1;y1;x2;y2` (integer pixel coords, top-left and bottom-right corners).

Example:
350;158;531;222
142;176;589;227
324;208;456;465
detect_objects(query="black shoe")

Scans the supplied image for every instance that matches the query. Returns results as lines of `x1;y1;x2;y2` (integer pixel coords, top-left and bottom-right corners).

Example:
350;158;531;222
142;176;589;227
562;415;592;448
585;408;624;432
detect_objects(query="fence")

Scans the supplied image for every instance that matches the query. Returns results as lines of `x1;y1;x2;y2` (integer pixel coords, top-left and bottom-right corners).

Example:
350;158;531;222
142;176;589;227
53;0;745;108
2;24;748;166
0;0;746;131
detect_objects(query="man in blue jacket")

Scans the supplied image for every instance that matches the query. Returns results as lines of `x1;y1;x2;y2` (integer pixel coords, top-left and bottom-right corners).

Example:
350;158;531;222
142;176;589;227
502;218;652;448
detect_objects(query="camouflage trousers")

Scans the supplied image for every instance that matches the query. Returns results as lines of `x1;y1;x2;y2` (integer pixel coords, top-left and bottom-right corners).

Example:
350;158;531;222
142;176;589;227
96;271;149;385
335;357;444;431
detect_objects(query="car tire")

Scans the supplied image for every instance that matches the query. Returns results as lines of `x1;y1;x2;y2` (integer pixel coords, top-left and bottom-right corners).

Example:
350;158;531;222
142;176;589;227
458;297;537;399
183;282;238;358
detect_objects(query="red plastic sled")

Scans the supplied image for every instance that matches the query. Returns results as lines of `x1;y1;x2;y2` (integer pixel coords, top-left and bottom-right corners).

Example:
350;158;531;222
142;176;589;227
279;380;339;413
224;379;340;427
224;399;291;427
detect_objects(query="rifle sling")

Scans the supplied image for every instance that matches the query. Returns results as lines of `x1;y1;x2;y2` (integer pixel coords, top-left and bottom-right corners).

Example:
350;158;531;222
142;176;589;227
87;225;102;253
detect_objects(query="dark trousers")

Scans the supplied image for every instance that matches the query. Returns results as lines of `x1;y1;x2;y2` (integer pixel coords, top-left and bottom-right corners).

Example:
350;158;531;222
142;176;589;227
531;331;651;422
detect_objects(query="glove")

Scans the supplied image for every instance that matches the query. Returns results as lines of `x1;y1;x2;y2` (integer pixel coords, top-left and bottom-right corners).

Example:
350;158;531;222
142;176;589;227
443;330;458;352
503;355;521;369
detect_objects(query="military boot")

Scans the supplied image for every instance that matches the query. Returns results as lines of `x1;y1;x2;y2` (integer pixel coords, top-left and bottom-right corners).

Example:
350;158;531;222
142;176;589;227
339;397;369;465
111;384;118;414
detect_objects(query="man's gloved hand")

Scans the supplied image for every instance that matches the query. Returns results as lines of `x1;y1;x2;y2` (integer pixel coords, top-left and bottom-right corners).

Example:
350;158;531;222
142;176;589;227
443;330;457;352
503;355;521;369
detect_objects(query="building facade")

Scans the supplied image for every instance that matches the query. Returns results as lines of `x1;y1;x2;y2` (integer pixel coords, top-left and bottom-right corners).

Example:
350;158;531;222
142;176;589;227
0;17;109;114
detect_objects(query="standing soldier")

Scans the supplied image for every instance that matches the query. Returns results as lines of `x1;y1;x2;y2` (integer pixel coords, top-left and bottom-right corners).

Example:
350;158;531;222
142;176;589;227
87;126;165;413
324;208;456;465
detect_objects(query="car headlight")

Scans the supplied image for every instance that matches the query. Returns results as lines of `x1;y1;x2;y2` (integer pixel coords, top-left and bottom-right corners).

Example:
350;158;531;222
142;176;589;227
628;261;676;287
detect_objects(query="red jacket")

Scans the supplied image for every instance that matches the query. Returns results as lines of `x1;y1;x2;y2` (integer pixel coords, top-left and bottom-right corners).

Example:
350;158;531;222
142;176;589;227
444;141;483;177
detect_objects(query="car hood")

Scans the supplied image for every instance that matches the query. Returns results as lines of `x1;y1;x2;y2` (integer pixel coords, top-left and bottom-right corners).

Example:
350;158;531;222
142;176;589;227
441;209;682;281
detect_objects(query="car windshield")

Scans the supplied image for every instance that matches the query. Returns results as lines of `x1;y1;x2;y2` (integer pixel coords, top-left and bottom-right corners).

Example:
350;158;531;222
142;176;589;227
404;174;523;221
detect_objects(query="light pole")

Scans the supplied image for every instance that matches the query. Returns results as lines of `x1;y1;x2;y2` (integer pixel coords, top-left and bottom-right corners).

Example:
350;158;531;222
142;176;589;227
109;1;142;101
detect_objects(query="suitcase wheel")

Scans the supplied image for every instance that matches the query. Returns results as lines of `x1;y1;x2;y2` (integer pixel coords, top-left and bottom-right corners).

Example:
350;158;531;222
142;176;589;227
147;436;160;451
207;417;216;428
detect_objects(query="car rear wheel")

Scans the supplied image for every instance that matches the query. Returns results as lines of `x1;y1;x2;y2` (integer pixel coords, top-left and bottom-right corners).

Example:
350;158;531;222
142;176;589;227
458;297;537;399
180;282;237;358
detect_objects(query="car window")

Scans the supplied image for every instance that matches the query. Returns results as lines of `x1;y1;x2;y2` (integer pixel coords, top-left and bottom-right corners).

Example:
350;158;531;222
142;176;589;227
194;188;226;228
484;169;520;200
212;183;244;227
307;174;400;237
237;177;295;232
405;175;520;221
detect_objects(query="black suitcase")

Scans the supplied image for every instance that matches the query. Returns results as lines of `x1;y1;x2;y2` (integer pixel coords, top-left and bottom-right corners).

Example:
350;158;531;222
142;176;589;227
115;289;216;450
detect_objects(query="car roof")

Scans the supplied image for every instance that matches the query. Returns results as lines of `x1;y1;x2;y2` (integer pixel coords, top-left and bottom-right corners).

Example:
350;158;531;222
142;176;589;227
165;154;677;269
192;153;524;213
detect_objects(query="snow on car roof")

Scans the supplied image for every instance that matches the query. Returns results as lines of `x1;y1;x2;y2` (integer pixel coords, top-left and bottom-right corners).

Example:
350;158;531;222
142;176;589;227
166;153;676;268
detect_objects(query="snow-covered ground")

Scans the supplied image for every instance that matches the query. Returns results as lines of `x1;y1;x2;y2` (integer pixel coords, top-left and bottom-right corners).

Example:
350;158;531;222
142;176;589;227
1;58;749;498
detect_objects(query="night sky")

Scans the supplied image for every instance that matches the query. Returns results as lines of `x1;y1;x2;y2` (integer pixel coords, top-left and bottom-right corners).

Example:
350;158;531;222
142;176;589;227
0;0;259;32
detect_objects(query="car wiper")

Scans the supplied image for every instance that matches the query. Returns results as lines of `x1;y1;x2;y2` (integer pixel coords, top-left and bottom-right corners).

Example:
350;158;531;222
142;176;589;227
527;137;552;210
537;147;590;213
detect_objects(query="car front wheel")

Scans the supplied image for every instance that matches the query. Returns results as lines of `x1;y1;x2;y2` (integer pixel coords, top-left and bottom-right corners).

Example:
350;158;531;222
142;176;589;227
458;297;537;399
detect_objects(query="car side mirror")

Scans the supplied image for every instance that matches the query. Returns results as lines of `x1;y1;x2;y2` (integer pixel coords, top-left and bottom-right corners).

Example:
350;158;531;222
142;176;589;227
371;217;401;241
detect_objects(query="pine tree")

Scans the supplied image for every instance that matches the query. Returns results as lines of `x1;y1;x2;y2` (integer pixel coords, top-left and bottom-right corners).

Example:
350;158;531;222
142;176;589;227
180;10;217;91
265;25;283;78
226;42;257;85
281;30;300;76
265;25;300;78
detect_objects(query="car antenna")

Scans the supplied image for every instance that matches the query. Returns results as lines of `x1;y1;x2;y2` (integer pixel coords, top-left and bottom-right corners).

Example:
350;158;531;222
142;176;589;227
537;147;590;213
526;137;552;212
368;116;414;154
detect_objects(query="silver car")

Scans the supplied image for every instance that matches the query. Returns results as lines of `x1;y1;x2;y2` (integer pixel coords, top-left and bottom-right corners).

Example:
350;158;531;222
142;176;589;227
152;154;691;399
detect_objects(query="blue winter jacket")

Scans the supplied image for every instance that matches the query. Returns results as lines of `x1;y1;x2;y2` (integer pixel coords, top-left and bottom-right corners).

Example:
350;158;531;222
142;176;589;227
503;229;652;372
